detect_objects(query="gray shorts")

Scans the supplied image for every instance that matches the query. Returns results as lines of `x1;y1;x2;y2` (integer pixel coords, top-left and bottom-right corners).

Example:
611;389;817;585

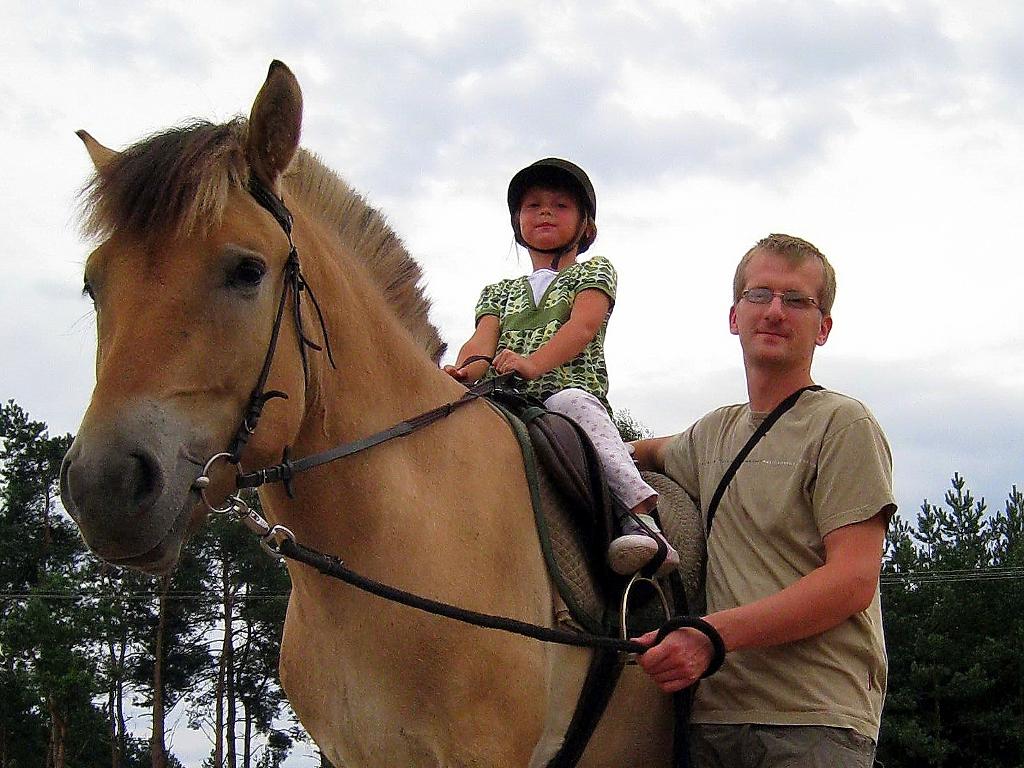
690;723;877;768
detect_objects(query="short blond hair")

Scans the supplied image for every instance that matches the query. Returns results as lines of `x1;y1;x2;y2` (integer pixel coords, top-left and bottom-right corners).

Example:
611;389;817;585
733;234;836;314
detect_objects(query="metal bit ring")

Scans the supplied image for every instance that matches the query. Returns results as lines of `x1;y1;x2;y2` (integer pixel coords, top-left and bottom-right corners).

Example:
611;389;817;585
194;452;239;513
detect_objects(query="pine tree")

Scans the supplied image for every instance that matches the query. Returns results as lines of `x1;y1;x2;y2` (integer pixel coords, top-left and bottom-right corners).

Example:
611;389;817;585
879;475;1024;767
187;498;299;768
0;400;109;768
983;485;1024;766
85;560;158;768
131;549;213;768
230;525;293;768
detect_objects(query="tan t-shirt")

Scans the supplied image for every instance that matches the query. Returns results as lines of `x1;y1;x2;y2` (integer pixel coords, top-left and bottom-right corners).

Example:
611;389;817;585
663;389;896;740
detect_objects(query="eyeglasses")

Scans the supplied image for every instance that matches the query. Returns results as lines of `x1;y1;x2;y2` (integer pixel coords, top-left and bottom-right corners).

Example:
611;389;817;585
740;288;820;311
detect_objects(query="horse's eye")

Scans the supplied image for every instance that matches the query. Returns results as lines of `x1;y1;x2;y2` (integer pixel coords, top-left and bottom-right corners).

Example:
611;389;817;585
82;278;95;301
229;257;267;289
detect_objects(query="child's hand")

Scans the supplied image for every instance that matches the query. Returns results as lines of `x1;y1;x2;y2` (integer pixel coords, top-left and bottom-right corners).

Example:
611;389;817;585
493;350;542;380
442;364;470;382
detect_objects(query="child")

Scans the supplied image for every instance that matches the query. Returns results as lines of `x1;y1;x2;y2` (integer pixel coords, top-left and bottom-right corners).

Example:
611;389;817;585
444;158;679;577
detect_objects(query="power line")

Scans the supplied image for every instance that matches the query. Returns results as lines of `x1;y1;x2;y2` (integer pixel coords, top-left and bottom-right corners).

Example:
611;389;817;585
881;566;1024;585
2;567;1024;600
0;591;290;601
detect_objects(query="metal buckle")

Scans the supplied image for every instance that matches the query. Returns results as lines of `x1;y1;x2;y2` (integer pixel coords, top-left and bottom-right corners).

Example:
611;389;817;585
221;492;295;560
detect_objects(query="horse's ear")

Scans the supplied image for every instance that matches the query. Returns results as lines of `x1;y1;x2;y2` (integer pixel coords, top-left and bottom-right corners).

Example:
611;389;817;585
246;60;303;193
76;130;118;172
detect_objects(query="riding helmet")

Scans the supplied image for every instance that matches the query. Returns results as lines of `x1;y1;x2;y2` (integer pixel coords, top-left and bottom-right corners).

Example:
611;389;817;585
507;158;597;255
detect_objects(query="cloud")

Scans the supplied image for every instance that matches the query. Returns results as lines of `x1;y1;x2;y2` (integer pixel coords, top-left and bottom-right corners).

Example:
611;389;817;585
270;0;968;209
846;357;1024;515
612;349;1024;523
3;0;1022;542
713;1;955;87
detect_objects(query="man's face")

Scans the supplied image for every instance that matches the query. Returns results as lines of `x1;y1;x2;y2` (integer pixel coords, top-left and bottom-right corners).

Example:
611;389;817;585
729;249;832;372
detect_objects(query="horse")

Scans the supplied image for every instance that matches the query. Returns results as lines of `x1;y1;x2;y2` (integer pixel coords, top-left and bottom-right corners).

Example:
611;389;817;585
60;61;680;767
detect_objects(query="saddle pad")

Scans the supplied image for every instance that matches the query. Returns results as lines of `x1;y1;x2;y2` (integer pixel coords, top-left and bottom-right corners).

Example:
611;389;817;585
643;471;707;615
542;466;706;632
496;402;707;634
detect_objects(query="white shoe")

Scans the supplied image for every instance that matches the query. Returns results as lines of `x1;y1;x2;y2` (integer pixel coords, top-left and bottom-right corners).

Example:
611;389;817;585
607;512;680;578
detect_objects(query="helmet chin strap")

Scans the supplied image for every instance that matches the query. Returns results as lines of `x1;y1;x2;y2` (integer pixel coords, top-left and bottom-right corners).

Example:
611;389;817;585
548;250;564;271
526;218;589;271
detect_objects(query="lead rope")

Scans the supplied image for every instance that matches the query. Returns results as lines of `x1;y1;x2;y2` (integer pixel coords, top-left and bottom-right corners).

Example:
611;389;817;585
219;488;725;666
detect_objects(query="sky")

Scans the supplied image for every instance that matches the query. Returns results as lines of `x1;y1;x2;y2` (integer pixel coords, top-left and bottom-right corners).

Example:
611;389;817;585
2;0;1023;763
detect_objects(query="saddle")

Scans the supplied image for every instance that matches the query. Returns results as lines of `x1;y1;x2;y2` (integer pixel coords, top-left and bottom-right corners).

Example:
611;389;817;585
486;389;705;636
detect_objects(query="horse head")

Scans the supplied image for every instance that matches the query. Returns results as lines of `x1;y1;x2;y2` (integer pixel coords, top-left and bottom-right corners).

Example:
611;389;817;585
61;62;315;573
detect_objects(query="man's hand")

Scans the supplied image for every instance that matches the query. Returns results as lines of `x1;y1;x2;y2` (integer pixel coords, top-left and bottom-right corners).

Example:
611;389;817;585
634;626;715;693
629;437;673;473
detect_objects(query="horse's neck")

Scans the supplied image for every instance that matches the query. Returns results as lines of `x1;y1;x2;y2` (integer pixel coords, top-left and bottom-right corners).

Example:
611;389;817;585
310;268;456;440
261;228;557;735
284;203;447;426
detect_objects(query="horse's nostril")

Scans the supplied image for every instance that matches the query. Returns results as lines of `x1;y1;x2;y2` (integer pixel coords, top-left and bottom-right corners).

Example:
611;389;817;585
60;452;81;520
128;450;164;511
58;400;199;569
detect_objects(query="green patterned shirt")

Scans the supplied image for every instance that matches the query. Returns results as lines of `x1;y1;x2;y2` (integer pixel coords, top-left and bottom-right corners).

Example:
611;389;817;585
474;255;617;412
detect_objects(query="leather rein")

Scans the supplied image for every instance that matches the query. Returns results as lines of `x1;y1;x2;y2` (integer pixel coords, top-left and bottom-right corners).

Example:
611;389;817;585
190;176;726;671
199;176;499;499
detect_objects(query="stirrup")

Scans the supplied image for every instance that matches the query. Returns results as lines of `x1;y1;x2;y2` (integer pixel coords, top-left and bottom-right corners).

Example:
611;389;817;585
619;572;672;665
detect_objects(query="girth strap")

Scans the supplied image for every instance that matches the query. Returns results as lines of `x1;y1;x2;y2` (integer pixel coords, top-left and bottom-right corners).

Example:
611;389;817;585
545;649;624;768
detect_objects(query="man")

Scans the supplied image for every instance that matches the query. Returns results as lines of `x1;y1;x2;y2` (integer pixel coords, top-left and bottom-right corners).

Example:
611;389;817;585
633;234;896;767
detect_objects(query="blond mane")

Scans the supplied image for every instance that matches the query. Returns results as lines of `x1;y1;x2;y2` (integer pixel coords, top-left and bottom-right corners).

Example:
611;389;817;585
284;150;445;361
80;119;446;362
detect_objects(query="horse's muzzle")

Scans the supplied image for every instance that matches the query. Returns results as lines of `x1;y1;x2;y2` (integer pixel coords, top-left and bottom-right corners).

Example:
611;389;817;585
60;398;210;572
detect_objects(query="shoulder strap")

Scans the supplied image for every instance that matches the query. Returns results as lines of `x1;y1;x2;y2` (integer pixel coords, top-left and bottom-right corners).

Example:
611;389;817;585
705;385;823;536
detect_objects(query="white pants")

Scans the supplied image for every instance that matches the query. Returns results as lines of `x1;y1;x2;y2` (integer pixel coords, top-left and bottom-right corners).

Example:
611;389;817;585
543;388;657;512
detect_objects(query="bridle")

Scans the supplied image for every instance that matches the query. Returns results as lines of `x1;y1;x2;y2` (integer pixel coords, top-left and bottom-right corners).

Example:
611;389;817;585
223;175;336;466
